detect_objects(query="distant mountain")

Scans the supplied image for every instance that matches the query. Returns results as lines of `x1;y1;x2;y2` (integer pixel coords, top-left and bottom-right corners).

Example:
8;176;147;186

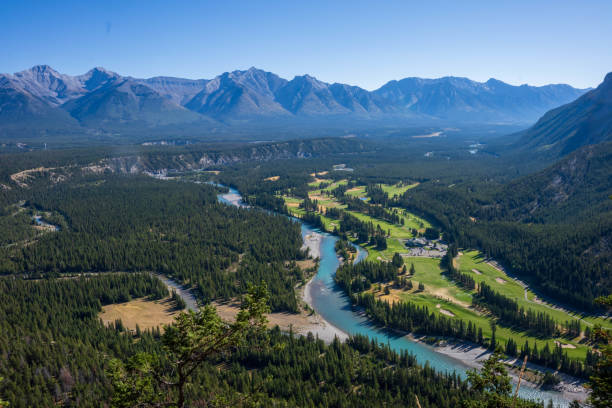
1;65;120;106
135;76;209;105
373;76;586;122
6;65;86;106
275;75;350;115
329;82;383;115
514;72;612;156
0;74;80;136
0;65;591;139
63;79;204;127
185;68;288;117
77;67;121;91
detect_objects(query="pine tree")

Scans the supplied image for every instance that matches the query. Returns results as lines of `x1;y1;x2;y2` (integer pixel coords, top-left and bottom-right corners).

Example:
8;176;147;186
108;284;270;408
490;322;497;350
465;351;512;407
392;253;403;268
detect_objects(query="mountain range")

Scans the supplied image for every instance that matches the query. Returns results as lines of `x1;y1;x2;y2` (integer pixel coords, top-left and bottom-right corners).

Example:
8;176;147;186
0;65;589;139
514;72;612;156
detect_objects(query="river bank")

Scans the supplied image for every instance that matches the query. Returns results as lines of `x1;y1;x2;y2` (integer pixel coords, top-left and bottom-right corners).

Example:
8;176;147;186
411;336;588;403
299;228;349;342
301;231;322;260
207;181;579;406
301;275;349;342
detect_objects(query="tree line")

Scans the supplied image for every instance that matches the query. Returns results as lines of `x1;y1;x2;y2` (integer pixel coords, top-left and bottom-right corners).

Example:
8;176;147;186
334;259;598;378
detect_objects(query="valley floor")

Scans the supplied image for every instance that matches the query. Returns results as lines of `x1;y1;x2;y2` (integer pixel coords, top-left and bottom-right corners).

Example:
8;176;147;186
276;175;610;379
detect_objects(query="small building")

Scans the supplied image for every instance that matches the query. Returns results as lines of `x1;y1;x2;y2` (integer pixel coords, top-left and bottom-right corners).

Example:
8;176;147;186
405;237;428;247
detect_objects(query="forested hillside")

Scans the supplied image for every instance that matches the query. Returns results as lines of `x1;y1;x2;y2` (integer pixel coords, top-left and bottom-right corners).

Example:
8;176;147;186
397;142;612;310
514;72;612;157
0;137;370;188
0;274;168;407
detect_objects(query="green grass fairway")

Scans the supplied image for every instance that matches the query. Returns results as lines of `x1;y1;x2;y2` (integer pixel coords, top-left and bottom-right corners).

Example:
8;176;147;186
345;185;367;198
280;181;607;363
321;179;348;192
458;250;612;329
381;182;419;197
393;256;589;359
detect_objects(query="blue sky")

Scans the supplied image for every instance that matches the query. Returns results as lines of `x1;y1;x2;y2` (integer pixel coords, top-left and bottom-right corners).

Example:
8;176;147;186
1;0;610;89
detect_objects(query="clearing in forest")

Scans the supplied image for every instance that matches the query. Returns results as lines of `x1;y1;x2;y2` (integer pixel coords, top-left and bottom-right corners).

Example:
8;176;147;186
99;297;180;332
380;182;419;197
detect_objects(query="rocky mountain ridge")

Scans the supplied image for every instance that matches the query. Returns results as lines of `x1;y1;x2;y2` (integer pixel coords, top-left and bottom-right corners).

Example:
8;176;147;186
0;65;589;137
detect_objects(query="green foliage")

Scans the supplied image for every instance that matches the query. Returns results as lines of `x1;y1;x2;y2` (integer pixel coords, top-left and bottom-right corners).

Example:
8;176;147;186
463;351;526;408
0;274;167;407
467;351;511;396
588;344;612;408
474;283;558;338
424;227;440;240
541;372;561;388
108;283;270;408
0;175;305;312
392;252;404;268
595;294;612;309
171;290;186;310
0;377;7;407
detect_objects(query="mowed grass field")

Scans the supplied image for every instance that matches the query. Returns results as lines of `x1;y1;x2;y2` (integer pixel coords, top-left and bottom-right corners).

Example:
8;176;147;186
381;182;419;197
377;256;592;359
457;250;612;330
99;297;180;332
281;181;431;262
281;177;608;362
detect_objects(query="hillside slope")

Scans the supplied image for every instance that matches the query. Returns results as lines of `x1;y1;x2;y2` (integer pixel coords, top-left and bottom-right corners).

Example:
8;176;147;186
498;142;612;223
63;79;205;127
515;72;612;156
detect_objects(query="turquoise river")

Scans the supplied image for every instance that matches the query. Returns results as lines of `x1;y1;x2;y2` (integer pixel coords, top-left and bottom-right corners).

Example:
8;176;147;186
215;184;574;407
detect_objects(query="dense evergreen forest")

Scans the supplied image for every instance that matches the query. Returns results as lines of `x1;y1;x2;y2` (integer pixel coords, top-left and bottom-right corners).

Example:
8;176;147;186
1;274;550;407
396;182;612;311
0;274;167;407
0;175;307;312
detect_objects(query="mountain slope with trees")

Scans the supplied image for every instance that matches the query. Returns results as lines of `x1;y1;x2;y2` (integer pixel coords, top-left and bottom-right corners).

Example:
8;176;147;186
514;72;612;157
